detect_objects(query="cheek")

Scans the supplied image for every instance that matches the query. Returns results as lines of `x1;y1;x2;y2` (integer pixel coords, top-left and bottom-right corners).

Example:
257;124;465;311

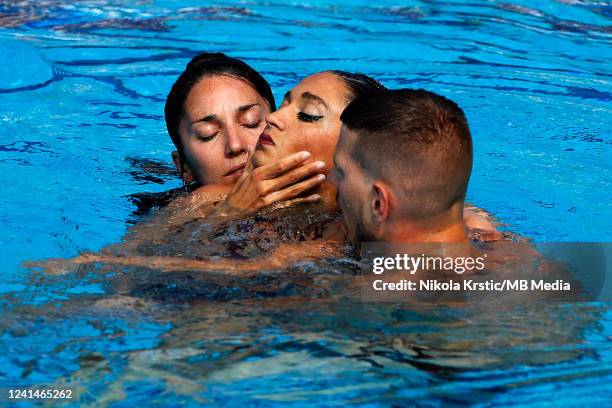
346;179;367;216
283;131;311;154
243;125;264;146
338;182;356;216
183;140;224;179
312;127;340;163
290;126;331;152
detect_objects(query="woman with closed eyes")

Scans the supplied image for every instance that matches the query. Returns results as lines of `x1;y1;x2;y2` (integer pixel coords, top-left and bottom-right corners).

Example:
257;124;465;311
210;70;384;214
166;68;496;237
50;70;496;275
153;52;327;213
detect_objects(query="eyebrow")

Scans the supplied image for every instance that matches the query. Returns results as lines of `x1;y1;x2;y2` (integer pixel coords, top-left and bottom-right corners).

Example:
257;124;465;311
191;114;216;124
237;103;260;113
191;103;260;124
301;92;327;108
282;91;327;109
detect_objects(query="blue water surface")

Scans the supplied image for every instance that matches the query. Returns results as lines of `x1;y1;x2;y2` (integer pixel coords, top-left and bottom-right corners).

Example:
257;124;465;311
0;0;611;406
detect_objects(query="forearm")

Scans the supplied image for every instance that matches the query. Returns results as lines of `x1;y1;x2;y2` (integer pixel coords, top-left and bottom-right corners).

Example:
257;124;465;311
49;240;343;276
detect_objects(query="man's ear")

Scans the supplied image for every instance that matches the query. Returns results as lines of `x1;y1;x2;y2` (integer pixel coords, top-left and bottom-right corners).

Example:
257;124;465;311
171;150;195;184
371;181;391;224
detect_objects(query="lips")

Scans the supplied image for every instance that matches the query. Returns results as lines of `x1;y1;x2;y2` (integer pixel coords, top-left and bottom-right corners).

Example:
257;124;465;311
224;162;246;177
257;131;275;146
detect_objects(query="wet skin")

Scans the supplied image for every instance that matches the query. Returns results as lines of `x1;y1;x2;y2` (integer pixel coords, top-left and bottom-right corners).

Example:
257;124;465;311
253;71;351;178
174;75;270;186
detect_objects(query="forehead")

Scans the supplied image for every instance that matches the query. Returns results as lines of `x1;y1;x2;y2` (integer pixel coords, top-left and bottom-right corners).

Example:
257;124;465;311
184;75;262;114
291;72;348;108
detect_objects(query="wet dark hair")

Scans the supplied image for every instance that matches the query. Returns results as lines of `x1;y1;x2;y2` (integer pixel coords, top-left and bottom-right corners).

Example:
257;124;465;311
164;52;275;153
340;88;473;218
330;70;386;101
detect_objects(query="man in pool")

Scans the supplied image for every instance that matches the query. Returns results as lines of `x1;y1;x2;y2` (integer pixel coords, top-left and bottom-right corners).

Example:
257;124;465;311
327;90;577;302
43;81;497;282
329;88;477;244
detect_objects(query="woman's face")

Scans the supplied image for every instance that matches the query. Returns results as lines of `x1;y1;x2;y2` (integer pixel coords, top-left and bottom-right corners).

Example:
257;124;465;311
175;75;270;185
252;72;350;173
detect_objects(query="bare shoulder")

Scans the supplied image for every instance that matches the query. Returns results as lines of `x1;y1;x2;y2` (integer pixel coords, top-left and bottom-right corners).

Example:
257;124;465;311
156;184;232;218
193;184;232;201
172;184;232;208
463;207;497;232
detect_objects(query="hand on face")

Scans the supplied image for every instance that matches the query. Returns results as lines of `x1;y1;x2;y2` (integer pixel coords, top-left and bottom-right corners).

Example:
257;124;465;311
224;149;327;214
190;72;351;214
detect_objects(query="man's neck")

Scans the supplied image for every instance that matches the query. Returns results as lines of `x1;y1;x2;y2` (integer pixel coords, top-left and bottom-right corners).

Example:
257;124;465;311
385;203;468;243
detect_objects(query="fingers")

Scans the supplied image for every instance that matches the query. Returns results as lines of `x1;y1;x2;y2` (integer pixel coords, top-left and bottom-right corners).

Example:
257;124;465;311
271;194;321;210
228;146;255;198
244;145;255;172
263;174;326;206
287;194;322;205
258;151;312;179
298;194;321;203
260;160;325;195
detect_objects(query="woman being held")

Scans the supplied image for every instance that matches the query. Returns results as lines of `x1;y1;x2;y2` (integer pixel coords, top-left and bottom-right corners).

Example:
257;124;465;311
141;52;325;222
39;65;496;278
201;70;495;235
111;71;495;268
154;54;492;233
73;71;387;268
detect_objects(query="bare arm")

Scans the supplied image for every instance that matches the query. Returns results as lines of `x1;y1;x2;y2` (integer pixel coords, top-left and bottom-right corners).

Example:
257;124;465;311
38;239;344;277
118;150;327;251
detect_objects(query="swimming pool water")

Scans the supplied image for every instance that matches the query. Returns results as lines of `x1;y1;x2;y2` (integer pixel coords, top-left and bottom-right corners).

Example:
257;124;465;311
0;0;611;406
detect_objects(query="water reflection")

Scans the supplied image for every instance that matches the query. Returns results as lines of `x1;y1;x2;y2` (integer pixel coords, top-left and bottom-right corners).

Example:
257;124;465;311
2;0;611;404
2;285;607;405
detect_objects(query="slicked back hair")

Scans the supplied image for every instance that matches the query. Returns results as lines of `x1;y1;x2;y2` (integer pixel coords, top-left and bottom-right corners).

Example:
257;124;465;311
340;88;473;219
164;52;275;154
329;70;386;101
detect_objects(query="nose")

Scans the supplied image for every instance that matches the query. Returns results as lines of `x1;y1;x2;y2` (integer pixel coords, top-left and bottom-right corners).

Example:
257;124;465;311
224;123;248;158
265;108;285;131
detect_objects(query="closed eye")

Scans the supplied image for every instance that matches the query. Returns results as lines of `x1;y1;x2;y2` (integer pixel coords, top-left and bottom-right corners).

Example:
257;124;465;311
298;112;323;122
243;121;262;129
197;133;217;142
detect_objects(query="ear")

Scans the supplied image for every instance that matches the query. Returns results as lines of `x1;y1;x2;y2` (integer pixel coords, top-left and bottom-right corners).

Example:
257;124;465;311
171;150;195;184
370;181;391;224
